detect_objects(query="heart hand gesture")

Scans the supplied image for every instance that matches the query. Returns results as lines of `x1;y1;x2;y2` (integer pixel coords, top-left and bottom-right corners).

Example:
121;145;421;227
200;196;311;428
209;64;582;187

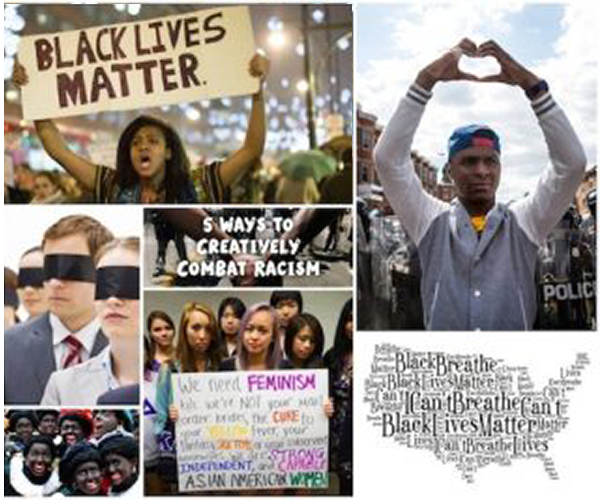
416;38;480;90
416;39;541;93
476;40;541;90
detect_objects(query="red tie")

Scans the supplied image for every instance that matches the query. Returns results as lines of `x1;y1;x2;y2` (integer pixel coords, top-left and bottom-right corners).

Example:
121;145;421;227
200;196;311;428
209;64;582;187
62;335;83;369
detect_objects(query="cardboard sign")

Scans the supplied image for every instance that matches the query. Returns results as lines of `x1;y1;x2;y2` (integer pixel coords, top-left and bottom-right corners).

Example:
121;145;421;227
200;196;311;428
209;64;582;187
17;6;258;120
173;370;330;492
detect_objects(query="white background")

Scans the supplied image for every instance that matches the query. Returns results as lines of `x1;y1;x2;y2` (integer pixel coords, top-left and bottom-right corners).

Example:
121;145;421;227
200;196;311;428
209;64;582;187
356;331;600;500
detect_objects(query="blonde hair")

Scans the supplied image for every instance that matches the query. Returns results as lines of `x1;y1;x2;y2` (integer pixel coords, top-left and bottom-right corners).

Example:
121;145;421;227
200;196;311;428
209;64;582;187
176;302;221;372
43;215;114;260
94;237;140;265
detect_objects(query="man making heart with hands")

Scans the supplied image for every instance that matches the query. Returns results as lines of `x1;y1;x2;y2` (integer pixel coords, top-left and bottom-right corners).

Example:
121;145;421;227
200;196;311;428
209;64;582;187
374;38;587;330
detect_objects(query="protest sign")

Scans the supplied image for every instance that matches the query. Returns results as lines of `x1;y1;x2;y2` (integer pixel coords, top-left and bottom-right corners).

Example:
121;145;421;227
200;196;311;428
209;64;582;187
17;6;258;120
173;370;329;492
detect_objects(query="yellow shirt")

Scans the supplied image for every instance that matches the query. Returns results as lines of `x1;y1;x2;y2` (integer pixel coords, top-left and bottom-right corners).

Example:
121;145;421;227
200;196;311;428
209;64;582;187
471;215;486;234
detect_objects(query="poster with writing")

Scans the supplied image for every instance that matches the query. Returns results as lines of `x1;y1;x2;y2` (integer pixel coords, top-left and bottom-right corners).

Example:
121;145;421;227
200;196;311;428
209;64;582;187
17;6;258;120
173;370;330;492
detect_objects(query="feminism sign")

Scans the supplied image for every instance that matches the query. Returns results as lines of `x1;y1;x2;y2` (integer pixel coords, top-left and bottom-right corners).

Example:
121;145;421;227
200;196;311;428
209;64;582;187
17;6;258;120
173;370;330;492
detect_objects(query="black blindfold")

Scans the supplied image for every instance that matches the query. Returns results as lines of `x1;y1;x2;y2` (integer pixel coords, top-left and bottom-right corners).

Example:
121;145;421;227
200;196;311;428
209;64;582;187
95;266;139;300
44;254;96;283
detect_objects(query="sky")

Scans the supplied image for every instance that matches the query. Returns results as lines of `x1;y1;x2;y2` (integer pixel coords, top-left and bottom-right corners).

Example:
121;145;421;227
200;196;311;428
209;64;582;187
357;1;598;202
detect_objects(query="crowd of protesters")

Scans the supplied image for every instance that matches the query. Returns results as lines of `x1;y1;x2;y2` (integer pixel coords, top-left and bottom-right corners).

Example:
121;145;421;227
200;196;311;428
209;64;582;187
4;409;140;497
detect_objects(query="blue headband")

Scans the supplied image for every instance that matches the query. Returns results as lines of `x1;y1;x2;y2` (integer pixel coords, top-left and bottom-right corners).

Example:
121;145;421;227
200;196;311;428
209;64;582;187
448;124;501;161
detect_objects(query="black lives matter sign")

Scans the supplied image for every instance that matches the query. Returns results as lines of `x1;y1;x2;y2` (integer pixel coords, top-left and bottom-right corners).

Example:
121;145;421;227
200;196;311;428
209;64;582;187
18;6;258;120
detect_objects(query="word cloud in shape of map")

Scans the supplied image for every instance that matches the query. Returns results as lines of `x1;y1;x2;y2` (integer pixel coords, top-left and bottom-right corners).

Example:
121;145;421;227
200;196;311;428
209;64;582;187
364;345;589;482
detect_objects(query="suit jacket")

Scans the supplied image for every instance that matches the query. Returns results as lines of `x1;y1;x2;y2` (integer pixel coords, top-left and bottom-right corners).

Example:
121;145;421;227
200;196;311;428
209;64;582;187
42;347;130;406
96;384;140;405
4;312;108;405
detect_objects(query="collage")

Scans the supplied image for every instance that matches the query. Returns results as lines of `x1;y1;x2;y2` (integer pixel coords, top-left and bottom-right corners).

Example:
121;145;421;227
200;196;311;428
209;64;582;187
3;2;598;499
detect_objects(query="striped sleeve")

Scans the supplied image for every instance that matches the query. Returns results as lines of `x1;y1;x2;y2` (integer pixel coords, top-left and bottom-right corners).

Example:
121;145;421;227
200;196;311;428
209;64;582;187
94;165;116;203
531;92;557;119
197;160;230;203
406;83;433;106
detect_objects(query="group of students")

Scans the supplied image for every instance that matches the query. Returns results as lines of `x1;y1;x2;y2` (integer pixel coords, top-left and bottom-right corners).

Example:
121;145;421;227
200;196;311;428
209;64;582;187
4;214;140;406
4;409;140;497
144;291;353;495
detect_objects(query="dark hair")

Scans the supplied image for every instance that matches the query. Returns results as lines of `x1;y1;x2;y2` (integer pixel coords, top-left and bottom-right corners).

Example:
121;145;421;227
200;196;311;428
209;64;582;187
34;170;62;190
218;297;247;321
98;435;138;462
8;411;38;432
58;411;94;439
59;442;102;485
269;291;303;312
146;310;176;363
324;299;353;371
115;115;192;203
147;310;176;334
176;302;222;372
24;435;57;460
36;410;60;421
284;313;325;367
93;410;133;432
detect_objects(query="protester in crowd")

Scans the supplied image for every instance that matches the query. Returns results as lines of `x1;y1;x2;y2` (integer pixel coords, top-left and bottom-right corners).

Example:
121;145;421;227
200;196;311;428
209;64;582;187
90;411;133;446
16;246;48;321
98;435;141;496
374;38;587;330
6;411;38;455
57;442;105;496
4;215;113;405
12;54;269;204
42;238;140;405
146;310;176;366
217;297;246;357
282;313;325;369
58;411;94;451
323;299;353;495
4;267;20;330
31;171;67;204
5;435;61;497
153;302;222;490
36;410;60;440
13;162;35;200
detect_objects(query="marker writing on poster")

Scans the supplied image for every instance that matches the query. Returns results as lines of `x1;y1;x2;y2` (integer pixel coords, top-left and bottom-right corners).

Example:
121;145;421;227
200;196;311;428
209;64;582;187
34;12;226;107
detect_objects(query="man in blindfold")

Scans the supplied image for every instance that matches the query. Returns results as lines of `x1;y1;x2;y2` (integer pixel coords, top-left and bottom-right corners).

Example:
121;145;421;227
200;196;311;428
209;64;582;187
4;214;114;404
16;246;49;320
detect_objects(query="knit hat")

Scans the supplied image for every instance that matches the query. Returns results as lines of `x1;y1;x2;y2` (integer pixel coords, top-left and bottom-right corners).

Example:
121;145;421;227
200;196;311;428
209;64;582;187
448;124;500;161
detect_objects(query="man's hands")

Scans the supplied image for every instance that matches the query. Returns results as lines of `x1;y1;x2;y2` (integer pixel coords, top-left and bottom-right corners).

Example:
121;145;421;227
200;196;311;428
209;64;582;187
416;38;541;92
416;38;479;91
476;40;541;90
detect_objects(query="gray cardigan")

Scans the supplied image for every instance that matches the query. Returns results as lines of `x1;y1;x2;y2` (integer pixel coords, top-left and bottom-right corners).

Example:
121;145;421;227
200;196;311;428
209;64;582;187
374;84;587;330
